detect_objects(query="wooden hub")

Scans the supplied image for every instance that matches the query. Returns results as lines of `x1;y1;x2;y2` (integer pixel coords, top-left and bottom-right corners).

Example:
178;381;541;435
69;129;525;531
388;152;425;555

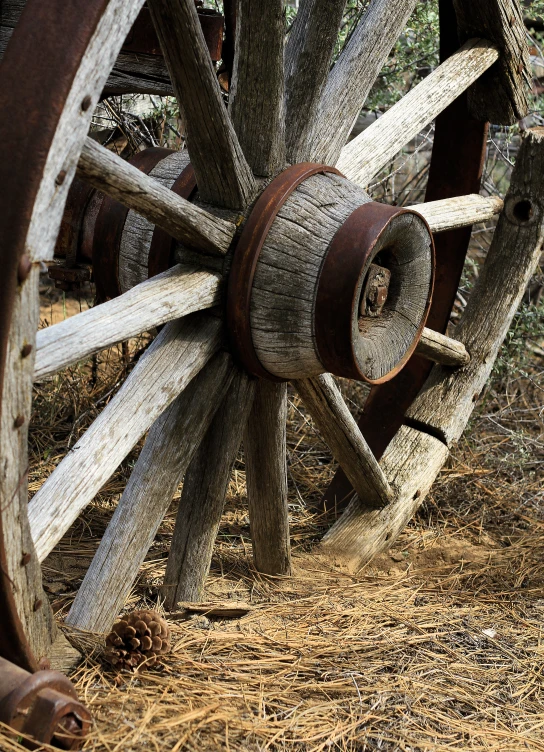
228;164;435;383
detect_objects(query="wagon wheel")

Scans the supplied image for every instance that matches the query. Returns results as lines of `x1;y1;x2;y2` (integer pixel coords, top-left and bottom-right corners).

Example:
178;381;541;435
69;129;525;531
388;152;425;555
0;0;540;698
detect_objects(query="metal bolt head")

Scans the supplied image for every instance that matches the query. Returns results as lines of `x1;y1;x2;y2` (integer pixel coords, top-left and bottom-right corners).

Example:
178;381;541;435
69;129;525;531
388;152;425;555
17;254;32;284
55;170;67;186
81;95;92;111
33;598;43;612
21;343;33;358
14;414;25;429
38;656;51;670
21;552;31;566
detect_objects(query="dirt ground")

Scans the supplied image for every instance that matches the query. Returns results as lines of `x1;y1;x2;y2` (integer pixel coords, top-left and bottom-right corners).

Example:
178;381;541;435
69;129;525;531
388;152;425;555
1;262;543;752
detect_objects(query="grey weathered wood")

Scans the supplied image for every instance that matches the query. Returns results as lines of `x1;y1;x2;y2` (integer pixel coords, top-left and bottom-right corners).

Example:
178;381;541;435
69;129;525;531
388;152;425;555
244;381;291;576
119;149;191;292
251;173;433;382
78;138;235;255
66;352;235;634
24;0;147;264
321;127;544;571
415;327;471;367
0;267;56;660
294;374;394;508
284;0;346;164
162;369;256;608
35;264;222;381
308;0;418;165
337;39;500;188
413;195;504;233
228;0;285;176
148;0;256;209
453;0;531;124
29;313;222;563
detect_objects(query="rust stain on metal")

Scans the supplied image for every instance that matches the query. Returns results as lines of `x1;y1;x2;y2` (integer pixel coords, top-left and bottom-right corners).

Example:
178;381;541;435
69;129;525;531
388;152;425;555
122;7;224;62
227;163;343;381
361;264;391;317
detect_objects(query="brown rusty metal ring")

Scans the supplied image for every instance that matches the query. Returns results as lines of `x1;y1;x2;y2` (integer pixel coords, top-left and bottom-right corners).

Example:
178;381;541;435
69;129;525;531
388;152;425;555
314;202;436;384
227;162;344;381
92;147;174;302
148;164;197;278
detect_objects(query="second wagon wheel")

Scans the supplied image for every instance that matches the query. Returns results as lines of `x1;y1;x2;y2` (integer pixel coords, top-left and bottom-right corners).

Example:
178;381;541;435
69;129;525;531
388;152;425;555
0;0;540;687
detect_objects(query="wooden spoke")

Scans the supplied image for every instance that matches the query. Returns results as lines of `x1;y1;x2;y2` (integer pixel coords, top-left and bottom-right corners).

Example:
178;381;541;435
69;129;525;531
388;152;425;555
77;137;236;255
337;39;499;188
162;369;256;608
28;313;222;563
294;374;394;508
284;0;346;164
416;328;470;367
244;381;291;576
309;0;418;165
66;352;236;634
413;195;503;233
148;0;256;209
229;0;285;176
35;264;222;381
321;127;544;572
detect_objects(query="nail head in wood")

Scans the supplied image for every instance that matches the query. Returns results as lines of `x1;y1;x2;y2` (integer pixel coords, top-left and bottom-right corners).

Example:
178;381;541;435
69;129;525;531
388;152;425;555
21;343;33;358
81;95;93;111
55;170;67;186
21;552;31;566
33;598;43;612
13;414;25;429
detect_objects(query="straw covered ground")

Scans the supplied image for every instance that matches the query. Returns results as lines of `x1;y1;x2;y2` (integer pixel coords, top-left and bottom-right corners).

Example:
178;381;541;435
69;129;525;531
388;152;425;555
1;235;543;751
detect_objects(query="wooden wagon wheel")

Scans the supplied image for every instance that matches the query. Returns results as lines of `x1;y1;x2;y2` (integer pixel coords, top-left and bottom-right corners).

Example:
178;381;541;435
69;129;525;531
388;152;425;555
0;0;541;711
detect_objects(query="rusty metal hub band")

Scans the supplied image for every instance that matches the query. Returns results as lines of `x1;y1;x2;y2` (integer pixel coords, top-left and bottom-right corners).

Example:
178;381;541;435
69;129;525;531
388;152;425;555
227;163;343;381
314;202;435;384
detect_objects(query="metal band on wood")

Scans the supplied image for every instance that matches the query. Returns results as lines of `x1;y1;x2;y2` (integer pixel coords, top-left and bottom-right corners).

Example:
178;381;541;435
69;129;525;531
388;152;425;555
92;147;174;302
227;162;343;380
148;164;197;278
315;202;435;384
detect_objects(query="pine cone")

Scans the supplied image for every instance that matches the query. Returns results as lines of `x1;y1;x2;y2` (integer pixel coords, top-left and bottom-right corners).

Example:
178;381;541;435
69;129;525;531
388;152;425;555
105;609;170;670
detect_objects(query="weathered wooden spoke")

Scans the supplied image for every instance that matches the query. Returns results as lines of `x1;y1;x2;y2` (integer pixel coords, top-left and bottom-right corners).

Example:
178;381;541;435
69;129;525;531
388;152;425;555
78;138;236;254
29;313;222;563
66;351;236;634
338;39;500;187
229;0;285;176
0;0;535;720
148;0;256;209
162;368;256;608
244;381;291;576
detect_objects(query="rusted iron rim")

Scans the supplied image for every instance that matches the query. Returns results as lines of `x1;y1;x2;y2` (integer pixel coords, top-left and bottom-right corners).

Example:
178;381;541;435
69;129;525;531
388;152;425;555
322;0;489;509
148;164;197;278
0;0;115;673
226;162;343;380
314;202;435;384
92;147;174;302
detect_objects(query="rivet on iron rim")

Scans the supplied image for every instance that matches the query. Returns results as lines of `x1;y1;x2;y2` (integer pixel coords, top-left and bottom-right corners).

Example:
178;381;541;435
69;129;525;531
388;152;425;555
55;170;67;186
33;598;43;612
13;414;25;429
21;343;33;358
37;656;51;670
81;94;92;111
17;253;32;284
21;552;31;566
